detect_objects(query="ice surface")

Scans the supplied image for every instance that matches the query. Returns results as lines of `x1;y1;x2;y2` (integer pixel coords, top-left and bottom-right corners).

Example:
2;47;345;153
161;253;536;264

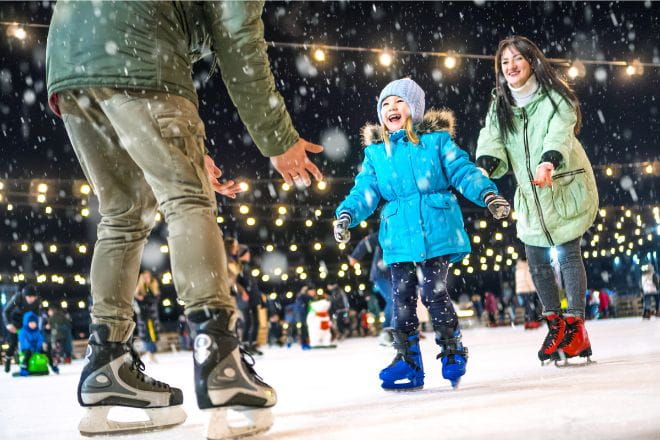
1;317;659;439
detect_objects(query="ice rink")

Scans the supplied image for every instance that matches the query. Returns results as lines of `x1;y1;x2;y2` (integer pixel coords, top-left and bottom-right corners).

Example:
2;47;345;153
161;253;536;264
1;317;659;440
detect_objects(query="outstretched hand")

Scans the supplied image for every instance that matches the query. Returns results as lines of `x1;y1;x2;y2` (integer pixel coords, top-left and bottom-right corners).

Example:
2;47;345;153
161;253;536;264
270;138;324;187
204;155;245;199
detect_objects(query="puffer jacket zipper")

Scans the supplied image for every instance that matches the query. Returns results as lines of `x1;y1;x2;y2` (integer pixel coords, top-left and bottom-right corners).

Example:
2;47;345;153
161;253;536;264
522;108;554;246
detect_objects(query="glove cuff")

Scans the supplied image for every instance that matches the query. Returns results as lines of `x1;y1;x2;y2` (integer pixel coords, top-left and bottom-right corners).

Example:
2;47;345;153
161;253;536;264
484;192;498;204
338;212;352;222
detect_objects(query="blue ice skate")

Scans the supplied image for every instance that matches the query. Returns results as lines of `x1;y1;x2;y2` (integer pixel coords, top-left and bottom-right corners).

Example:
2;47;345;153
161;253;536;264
379;331;424;391
435;327;468;389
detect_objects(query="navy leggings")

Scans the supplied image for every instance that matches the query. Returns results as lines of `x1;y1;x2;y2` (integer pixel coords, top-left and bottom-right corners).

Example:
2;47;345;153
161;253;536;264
390;256;458;333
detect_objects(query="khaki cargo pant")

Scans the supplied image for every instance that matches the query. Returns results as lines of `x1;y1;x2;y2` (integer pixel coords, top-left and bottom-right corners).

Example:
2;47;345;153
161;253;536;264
58;88;234;342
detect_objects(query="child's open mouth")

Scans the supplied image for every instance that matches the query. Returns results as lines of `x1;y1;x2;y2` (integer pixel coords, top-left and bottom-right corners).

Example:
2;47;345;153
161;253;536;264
388;114;401;122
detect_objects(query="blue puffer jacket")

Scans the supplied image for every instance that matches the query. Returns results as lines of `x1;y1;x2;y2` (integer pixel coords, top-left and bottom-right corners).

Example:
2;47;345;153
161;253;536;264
336;110;499;265
18;311;44;353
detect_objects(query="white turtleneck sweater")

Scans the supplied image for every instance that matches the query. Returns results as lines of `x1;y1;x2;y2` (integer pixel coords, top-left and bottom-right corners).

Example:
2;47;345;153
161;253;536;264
508;74;539;107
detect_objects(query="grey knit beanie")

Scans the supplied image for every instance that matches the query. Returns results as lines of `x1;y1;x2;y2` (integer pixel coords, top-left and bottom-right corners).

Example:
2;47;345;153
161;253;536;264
377;78;425;125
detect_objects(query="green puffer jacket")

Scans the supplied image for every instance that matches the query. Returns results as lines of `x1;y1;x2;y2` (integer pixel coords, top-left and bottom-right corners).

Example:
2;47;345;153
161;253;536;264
476;88;598;248
46;1;298;157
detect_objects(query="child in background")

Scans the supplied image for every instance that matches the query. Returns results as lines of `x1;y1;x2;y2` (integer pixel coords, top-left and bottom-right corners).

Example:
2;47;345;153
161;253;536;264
18;311;58;376
334;78;510;390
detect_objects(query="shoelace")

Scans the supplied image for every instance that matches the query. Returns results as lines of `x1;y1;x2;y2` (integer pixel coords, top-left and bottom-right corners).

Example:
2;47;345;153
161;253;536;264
559;322;577;348
542;321;563;350
239;345;265;383
127;345;168;389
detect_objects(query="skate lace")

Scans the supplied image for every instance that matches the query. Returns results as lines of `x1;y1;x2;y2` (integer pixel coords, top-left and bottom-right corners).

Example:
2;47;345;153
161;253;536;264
559;323;577;348
239;346;265;382
542;321;562;349
127;345;169;389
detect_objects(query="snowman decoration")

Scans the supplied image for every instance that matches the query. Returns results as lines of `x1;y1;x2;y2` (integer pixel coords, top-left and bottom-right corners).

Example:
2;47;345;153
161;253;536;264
306;297;336;348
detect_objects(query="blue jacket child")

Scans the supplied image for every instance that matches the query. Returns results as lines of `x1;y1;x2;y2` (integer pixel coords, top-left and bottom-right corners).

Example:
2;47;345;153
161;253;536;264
18;311;45;354
334;78;510;391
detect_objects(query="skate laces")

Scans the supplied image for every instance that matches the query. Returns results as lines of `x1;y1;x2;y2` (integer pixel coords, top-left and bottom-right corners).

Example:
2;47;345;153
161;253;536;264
239;345;265;383
559;321;578;348
127;345;168;389
542;319;563;351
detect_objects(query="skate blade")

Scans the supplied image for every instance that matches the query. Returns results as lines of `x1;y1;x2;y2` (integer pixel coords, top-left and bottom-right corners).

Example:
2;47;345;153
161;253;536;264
78;405;186;436
205;407;273;440
555;357;596;368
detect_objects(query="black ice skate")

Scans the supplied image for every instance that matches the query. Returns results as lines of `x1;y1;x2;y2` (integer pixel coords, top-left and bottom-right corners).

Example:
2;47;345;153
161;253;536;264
190;309;276;440
77;324;186;436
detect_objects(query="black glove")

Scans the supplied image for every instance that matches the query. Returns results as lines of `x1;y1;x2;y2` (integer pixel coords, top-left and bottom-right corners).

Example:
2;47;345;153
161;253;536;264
333;213;351;244
484;193;510;219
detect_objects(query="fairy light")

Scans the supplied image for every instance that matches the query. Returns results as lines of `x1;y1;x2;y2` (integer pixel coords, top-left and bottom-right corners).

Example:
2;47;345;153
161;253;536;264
239;205;249;214
444;56;457;69
378;51;393;67
278;206;287;215
313;48;326;62
238;182;249;192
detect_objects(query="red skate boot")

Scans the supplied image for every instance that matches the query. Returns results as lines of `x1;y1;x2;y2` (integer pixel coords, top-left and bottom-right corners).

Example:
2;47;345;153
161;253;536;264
537;313;565;365
556;316;594;366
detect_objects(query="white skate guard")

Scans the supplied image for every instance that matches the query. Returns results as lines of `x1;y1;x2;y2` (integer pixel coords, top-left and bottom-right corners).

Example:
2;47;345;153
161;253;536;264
78;405;187;436
205;406;273;440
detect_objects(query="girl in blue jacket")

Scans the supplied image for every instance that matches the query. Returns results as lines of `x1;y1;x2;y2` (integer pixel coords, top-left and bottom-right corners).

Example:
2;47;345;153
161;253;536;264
334;78;510;390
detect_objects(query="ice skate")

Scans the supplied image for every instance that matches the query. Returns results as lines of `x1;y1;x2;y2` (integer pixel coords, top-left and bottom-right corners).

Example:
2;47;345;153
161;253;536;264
538;313;566;365
4;355;11;373
435;326;468;389
190;309;276;440
379;330;424;391
77;324;185;436
555;316;595;367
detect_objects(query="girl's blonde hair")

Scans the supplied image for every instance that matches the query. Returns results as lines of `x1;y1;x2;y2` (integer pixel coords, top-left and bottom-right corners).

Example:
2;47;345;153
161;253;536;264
380;116;419;147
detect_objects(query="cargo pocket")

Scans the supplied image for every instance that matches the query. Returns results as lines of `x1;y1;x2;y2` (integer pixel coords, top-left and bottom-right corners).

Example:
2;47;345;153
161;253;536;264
551;169;591;219
155;114;210;195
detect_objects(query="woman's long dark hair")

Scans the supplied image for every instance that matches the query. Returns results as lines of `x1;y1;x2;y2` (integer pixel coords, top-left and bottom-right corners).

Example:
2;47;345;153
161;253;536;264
493;36;582;142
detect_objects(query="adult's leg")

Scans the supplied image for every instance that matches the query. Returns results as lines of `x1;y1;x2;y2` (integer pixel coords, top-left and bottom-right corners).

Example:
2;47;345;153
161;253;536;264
525;244;562;315
373;278;393;328
99;90;233;316
555;237;587;317
59;89;158;342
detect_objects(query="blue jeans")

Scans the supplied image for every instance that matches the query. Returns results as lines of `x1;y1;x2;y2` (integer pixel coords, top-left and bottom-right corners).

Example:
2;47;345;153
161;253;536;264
373;277;393;328
525;237;587;317
389;256;457;333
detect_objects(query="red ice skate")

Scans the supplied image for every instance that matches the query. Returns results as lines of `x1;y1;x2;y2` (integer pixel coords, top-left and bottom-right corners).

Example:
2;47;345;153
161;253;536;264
556;316;593;366
537;313;565;364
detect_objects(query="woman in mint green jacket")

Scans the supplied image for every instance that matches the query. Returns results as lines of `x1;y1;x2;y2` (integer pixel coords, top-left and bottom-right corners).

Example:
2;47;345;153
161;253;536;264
476;36;598;366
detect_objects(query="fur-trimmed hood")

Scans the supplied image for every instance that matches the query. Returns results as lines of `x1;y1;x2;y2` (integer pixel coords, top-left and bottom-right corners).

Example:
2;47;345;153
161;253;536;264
360;109;456;147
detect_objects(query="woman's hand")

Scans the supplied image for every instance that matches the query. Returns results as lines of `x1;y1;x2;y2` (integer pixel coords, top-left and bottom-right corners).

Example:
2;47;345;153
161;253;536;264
532;162;554;188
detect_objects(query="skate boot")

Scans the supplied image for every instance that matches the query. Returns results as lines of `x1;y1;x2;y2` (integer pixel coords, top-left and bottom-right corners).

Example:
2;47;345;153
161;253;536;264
4;355;11;373
434;326;468;389
556;316;594;366
378;330;424;391
538;313;565;365
77;324;186;436
190;309;276;440
642;309;651;320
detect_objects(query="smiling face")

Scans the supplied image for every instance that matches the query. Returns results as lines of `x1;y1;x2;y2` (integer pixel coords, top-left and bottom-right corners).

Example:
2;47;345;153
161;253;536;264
500;46;533;89
381;95;411;132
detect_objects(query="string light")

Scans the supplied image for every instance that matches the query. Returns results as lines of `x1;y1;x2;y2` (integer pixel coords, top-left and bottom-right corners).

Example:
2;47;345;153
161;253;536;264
378;51;393;67
313;48;326;62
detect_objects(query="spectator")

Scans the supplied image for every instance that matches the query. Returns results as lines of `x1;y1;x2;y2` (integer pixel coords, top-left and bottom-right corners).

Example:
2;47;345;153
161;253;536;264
3;285;40;374
641;265;659;319
134;271;161;363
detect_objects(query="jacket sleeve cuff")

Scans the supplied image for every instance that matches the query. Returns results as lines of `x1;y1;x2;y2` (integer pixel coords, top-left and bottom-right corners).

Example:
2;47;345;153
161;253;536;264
476;156;501;176
540;150;563;169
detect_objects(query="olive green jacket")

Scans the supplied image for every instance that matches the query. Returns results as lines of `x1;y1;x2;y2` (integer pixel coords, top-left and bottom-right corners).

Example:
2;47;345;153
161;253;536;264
46;1;298;157
476;89;598;247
